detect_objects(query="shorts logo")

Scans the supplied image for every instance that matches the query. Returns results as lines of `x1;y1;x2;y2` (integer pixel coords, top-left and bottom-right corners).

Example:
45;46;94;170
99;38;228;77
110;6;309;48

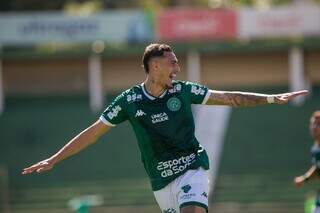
167;97;181;112
163;208;176;213
201;192;208;198
181;184;192;193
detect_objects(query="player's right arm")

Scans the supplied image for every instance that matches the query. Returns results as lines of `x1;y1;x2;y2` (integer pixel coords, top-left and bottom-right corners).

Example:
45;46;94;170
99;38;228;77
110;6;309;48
294;165;319;187
22;91;128;175
22;119;112;175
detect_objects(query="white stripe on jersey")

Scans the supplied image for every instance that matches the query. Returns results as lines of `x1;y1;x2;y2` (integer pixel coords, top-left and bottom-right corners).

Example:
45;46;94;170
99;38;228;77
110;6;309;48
202;90;211;105
99;115;116;126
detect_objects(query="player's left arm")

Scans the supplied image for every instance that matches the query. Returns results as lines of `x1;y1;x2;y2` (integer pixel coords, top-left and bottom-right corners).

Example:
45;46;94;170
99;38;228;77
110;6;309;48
205;90;308;107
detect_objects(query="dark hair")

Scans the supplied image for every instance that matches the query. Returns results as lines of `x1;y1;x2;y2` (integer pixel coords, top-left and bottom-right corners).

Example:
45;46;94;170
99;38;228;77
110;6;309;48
142;43;173;73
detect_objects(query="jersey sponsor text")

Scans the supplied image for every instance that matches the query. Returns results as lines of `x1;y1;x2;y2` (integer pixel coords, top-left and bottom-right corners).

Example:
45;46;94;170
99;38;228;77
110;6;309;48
127;93;142;103
168;83;182;94
191;85;205;96
151;112;169;124
107;105;121;120
157;153;196;178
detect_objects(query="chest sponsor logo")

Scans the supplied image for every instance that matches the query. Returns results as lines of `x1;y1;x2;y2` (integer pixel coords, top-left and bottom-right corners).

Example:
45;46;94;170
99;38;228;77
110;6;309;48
191;85;205;96
167;97;181;112
135;109;146;117
107;105;121;120
157;153;196;178
151;112;169;124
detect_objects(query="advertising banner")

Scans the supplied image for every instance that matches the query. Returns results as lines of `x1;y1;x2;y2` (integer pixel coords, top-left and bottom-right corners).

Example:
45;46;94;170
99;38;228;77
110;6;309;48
0;11;153;45
239;5;320;39
157;9;237;41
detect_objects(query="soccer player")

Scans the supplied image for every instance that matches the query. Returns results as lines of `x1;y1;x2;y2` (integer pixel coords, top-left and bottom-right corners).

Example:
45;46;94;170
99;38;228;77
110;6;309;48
23;43;308;213
295;111;320;213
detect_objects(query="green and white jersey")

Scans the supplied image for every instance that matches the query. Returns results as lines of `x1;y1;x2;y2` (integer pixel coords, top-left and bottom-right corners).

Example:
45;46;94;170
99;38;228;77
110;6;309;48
100;80;211;191
311;143;320;169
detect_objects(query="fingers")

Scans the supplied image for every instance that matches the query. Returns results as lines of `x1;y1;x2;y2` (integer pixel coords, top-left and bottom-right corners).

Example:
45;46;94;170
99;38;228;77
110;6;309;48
22;161;51;175
292;90;309;94
22;164;40;174
294;176;305;187
287;90;309;99
275;90;309;104
36;167;48;173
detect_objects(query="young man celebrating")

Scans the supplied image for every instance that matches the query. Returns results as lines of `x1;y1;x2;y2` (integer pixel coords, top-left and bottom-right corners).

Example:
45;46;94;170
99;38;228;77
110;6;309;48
23;43;308;213
295;111;320;213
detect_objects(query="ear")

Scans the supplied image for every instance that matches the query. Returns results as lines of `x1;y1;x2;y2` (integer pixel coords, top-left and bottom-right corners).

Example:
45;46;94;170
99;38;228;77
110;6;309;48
149;59;159;71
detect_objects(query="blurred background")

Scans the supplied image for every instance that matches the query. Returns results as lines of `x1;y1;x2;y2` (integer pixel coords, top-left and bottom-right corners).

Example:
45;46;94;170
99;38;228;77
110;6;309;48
0;0;320;212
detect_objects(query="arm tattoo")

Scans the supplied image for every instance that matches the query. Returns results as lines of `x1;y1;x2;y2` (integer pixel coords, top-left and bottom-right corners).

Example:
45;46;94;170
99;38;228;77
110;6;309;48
207;90;269;107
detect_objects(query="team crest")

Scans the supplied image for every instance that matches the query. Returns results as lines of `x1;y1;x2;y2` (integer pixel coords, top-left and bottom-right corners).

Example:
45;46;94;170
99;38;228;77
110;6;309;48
166;97;181;112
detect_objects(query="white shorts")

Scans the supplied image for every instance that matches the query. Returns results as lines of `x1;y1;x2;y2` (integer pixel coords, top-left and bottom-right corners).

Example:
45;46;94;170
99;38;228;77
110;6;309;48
153;168;209;213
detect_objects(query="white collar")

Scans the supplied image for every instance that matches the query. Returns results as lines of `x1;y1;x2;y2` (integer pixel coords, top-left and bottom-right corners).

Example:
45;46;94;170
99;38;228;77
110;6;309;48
141;83;167;100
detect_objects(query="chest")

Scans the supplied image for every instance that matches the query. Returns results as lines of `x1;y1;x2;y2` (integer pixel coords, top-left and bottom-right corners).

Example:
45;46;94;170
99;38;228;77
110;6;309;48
128;94;191;127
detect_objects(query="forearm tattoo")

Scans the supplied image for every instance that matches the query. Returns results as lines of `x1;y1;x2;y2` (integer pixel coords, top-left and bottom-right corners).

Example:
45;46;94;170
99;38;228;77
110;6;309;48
208;91;268;107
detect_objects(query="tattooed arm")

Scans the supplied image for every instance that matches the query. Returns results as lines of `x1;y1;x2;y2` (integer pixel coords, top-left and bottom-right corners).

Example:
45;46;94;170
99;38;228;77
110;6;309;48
205;90;308;107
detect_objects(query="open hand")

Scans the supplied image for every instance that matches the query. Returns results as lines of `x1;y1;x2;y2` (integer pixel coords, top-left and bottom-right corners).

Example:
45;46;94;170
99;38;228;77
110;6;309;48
273;90;308;104
22;159;55;175
294;176;306;187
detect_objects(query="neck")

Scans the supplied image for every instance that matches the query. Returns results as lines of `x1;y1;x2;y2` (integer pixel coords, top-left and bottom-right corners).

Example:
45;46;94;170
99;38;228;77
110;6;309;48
144;76;166;97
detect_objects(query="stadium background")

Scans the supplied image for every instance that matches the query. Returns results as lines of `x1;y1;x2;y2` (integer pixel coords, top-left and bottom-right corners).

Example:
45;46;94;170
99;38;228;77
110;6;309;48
1;0;320;212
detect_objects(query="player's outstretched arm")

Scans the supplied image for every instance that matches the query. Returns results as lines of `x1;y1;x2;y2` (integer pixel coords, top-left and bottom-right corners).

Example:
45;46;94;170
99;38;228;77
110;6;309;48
206;90;308;107
294;165;319;187
22;119;111;175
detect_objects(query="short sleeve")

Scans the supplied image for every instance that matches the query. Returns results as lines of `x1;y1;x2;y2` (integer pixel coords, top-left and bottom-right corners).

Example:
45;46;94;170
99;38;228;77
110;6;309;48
100;93;128;126
311;144;320;169
185;81;210;104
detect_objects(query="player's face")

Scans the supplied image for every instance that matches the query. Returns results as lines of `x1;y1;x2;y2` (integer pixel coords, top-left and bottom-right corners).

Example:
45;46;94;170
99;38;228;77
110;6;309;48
157;51;181;88
310;117;320;139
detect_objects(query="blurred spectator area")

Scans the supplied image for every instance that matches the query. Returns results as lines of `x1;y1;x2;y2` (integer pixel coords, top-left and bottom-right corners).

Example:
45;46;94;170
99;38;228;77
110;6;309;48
1;45;320;96
1;0;320;11
1;0;320;96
